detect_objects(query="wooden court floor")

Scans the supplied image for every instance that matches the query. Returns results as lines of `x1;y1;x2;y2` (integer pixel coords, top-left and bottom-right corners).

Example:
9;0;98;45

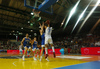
0;53;100;69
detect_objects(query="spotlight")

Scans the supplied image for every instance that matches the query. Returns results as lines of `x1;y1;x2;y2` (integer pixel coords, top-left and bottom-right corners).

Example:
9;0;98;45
64;0;80;29
71;0;92;33
77;0;100;33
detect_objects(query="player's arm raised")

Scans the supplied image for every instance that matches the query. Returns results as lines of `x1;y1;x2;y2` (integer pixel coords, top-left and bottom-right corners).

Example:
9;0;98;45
39;22;43;35
41;22;44;31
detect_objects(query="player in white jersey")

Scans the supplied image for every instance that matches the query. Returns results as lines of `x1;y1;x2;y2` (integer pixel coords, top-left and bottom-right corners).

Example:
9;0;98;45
44;20;56;61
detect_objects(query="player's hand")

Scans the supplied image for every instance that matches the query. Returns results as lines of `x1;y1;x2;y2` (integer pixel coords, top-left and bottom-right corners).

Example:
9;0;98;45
39;22;41;26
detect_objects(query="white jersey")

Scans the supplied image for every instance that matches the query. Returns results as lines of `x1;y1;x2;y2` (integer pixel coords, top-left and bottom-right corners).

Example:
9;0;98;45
45;27;52;38
45;27;53;44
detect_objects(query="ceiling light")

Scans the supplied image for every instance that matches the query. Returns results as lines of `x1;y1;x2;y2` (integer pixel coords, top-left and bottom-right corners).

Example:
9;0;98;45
28;21;30;23
31;12;34;15
30;30;33;32
21;27;23;29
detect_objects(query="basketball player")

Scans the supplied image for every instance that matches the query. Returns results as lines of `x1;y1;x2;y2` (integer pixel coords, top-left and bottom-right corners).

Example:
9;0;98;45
44;20;56;61
31;37;40;60
21;34;33;60
19;44;22;55
39;22;45;61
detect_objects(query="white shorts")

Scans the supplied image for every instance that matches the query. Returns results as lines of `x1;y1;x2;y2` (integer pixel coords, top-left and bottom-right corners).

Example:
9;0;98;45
45;37;53;44
32;48;39;51
41;45;45;47
19;49;22;51
24;46;31;49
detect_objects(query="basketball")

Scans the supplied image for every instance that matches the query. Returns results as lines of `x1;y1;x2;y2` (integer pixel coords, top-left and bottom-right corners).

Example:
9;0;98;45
45;20;50;24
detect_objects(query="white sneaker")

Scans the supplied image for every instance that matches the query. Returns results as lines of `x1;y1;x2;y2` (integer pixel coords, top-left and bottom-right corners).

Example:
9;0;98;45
37;56;40;60
40;58;42;61
40;56;42;61
22;56;25;61
34;57;37;61
46;58;49;62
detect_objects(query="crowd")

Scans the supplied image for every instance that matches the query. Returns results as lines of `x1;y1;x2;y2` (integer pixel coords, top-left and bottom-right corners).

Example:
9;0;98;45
54;33;100;54
0;32;100;54
0;41;19;50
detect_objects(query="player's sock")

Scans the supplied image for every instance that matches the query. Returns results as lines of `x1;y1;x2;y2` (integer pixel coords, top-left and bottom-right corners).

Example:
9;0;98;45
40;56;42;58
42;49;45;56
34;54;37;60
45;54;48;59
37;55;39;59
45;48;48;59
34;54;36;57
20;50;22;55
40;56;42;61
27;51;30;57
52;46;56;58
27;51;29;55
52;46;55;52
22;55;25;60
45;48;48;54
43;49;45;54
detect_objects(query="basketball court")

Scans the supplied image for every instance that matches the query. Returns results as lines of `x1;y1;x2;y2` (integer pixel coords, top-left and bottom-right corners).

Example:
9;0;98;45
0;53;100;69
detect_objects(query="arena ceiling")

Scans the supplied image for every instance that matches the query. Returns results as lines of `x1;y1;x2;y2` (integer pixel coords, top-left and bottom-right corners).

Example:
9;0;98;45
0;0;100;37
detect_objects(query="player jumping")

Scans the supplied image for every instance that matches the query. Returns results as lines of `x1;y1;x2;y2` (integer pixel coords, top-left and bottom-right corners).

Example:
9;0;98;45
44;20;56;61
39;22;45;61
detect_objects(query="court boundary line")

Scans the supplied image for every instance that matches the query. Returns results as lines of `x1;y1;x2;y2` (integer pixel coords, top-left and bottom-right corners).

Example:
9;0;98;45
13;61;17;66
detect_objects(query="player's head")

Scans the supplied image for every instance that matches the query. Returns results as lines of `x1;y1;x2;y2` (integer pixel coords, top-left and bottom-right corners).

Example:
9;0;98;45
40;29;42;33
26;33;29;37
34;37;37;41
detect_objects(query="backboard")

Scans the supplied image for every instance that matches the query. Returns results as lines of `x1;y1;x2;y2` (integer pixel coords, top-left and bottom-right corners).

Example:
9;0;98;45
24;0;57;14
